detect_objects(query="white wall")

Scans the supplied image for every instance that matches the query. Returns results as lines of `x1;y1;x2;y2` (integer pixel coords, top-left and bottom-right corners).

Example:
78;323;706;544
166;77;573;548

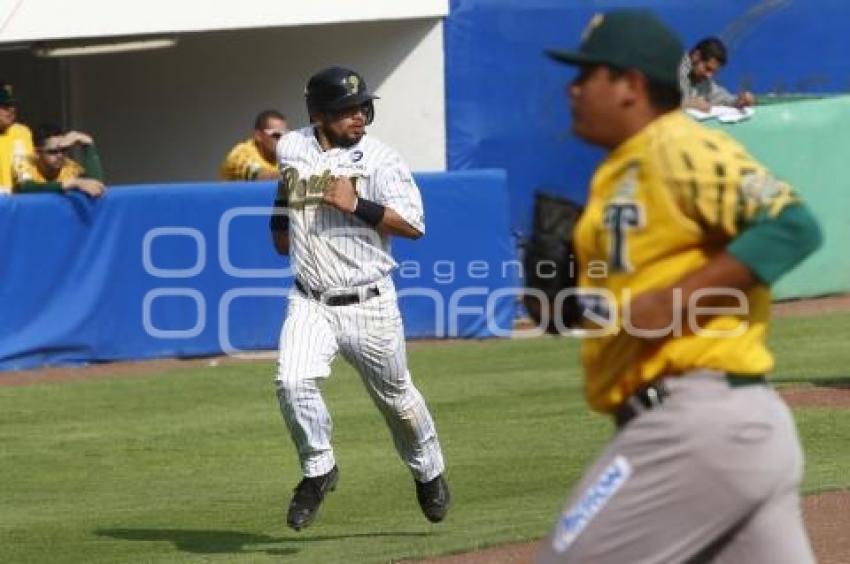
0;0;448;43
68;18;446;184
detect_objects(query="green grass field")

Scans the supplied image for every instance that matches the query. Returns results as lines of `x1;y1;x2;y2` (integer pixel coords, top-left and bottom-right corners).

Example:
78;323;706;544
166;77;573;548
2;313;849;563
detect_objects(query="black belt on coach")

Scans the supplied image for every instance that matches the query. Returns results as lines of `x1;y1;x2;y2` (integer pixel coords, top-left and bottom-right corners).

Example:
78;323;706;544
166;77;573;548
614;374;767;429
294;278;380;307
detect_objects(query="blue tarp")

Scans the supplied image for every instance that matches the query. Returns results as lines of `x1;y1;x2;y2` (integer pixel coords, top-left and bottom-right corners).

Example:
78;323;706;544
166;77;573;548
445;0;850;235
0;170;517;371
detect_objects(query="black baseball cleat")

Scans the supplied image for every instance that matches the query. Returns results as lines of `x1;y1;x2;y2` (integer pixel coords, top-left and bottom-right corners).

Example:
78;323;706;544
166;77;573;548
286;465;339;531
415;474;450;523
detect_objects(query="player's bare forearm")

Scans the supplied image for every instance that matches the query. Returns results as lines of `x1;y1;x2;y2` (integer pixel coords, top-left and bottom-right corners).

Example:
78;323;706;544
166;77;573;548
378;207;422;239
628;252;756;332
675;251;756;302
272;230;290;255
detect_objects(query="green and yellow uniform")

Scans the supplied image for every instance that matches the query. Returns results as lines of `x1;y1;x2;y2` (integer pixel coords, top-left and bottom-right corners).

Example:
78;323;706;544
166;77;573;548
13;144;104;193
219;139;277;181
17;155;84;183
574;110;805;413
540;12;819;564
0;123;34;194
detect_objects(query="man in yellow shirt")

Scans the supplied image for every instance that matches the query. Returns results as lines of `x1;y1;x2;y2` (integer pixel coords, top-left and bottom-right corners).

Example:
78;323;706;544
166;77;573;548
15;124;105;197
0;82;34;194
219;110;287;181
537;9;820;564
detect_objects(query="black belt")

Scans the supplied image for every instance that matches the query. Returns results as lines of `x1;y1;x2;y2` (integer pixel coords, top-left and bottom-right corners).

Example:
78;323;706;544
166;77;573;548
294;278;379;307
614;374;767;429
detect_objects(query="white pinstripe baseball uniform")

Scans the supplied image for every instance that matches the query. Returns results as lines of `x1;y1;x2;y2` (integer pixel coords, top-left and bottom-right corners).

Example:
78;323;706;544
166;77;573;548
274;126;445;483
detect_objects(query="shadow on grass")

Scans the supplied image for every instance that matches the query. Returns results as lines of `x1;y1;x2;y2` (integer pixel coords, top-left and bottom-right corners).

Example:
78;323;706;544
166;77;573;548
811;377;850;389
776;376;850;389
96;528;431;556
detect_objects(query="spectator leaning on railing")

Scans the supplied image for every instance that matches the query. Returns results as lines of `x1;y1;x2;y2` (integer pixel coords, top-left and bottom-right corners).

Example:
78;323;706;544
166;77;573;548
219;109;287;181
0;81;34;195
679;37;755;111
15;123;105;198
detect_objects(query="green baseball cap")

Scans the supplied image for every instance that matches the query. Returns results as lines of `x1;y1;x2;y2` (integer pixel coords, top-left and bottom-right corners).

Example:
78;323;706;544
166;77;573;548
0;82;17;106
546;9;684;87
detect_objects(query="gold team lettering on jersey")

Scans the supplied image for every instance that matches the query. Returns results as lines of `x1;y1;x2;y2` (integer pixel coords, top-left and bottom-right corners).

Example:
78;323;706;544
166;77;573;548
282;166;332;209
282;166;362;209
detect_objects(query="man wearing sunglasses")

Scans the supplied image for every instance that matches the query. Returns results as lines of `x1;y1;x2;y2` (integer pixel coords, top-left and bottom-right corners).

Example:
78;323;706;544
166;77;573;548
15;123;105;197
269;66;449;531
219;109;287;181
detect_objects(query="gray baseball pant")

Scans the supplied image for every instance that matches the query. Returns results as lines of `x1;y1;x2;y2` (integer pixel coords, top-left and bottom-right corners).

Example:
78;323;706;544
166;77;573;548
537;370;815;564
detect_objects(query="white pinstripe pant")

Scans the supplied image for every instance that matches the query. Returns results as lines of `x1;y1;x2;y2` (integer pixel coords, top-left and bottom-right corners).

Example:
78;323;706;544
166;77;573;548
275;277;445;481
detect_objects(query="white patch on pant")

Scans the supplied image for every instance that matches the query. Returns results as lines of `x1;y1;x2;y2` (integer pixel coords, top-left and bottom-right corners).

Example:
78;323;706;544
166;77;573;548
552;455;632;553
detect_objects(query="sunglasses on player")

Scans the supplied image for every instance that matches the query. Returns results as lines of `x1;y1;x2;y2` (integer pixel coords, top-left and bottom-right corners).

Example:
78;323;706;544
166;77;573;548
264;128;286;140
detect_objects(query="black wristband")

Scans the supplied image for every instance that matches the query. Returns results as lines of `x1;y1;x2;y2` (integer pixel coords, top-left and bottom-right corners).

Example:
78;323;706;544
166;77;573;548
352;198;386;227
270;198;290;232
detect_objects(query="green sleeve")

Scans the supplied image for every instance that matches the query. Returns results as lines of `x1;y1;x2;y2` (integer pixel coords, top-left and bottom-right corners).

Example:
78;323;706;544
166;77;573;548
81;144;104;181
728;203;823;285
15;181;64;194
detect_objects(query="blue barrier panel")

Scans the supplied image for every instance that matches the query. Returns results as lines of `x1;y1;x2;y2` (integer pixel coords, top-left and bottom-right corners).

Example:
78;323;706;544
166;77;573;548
396;170;518;338
0;170;516;371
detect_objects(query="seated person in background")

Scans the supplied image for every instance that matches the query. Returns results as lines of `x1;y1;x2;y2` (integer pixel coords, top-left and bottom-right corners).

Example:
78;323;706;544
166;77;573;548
15;123;105;197
0;81;34;195
680;37;755;111
219;109;287;181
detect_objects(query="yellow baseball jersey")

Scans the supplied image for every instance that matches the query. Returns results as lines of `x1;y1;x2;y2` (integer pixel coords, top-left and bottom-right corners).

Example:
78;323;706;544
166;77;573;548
15;155;84;185
574;110;799;413
0;123;34;194
219;139;277;181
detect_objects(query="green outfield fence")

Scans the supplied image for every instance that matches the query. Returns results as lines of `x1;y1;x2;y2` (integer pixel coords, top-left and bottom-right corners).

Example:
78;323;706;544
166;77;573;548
707;95;850;300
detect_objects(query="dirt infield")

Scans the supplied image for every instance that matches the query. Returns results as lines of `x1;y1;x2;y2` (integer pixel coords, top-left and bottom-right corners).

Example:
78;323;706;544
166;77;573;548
4;294;849;389
0;356;256;387
409;491;850;564
772;294;850;317
782;385;850;409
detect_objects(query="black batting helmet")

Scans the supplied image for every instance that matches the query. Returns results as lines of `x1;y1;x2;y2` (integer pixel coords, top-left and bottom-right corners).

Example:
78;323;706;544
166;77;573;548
305;66;379;124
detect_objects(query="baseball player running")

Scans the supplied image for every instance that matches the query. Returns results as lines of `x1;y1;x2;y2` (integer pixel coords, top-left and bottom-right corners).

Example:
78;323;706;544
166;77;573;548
538;10;821;563
269;66;449;531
